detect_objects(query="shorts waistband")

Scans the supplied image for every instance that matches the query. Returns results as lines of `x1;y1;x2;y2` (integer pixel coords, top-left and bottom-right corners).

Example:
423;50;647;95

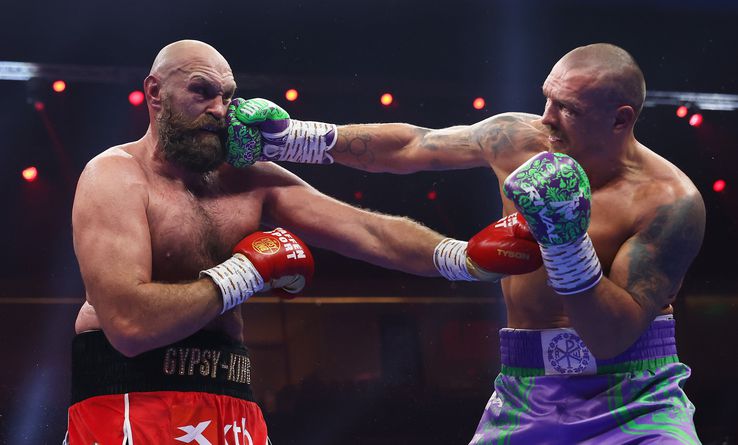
71;330;254;404
500;315;679;376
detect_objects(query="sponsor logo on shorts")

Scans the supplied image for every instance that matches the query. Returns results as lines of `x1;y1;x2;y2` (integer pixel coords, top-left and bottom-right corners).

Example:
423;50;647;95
175;417;257;445
223;417;256;445
163;347;251;384
175;420;213;444
546;332;592;374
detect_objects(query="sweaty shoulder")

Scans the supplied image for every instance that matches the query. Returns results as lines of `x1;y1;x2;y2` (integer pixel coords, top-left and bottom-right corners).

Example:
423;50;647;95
469;112;550;174
233;161;311;189
632;148;705;233
80;143;148;185
74;143;150;213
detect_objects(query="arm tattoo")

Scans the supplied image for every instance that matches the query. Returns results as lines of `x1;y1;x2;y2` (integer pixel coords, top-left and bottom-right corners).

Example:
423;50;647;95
626;195;705;307
474;115;521;157
334;130;376;169
471;113;541;159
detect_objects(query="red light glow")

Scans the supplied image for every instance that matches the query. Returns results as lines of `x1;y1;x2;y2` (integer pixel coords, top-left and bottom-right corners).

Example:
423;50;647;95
473;97;486;110
128;90;145;106
380;93;393;106
52;80;66;93
22;166;38;182
689;113;703;127
285;89;299;101
676;106;688;118
713;179;726;192
427;190;437;200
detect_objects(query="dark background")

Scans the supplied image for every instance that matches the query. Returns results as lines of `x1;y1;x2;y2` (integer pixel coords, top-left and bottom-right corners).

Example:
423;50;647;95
1;0;737;443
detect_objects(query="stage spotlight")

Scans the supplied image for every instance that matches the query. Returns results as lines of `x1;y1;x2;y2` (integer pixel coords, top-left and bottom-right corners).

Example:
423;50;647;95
689;113;703;127
713;179;726;192
22;166;38;182
473;97;485;110
676;105;688;118
52;80;66;93
128;90;145;106
380;93;393;106
285;88;299;101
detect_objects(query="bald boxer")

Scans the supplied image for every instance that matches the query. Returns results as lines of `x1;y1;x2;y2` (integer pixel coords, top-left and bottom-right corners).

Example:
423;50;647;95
233;43;705;444
66;40;542;445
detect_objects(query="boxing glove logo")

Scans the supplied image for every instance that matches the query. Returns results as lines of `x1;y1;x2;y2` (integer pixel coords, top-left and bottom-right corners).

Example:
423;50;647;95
251;237;281;255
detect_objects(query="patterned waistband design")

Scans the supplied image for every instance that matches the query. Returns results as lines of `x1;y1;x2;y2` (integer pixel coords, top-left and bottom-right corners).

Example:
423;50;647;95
500;315;679;376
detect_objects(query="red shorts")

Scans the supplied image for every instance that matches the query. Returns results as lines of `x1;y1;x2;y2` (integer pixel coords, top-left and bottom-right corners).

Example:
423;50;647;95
68;391;267;445
67;330;267;445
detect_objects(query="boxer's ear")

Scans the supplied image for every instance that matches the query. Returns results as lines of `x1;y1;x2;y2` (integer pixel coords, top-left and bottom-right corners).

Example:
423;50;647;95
144;75;161;111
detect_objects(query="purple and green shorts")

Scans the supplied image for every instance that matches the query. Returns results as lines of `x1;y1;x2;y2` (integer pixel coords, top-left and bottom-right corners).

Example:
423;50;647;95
470;315;700;444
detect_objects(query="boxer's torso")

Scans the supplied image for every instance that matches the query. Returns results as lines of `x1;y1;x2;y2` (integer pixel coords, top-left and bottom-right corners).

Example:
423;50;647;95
76;139;275;341
491;119;696;329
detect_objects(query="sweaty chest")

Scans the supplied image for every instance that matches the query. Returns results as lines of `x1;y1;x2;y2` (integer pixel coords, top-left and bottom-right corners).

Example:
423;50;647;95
501;186;639;326
147;186;262;281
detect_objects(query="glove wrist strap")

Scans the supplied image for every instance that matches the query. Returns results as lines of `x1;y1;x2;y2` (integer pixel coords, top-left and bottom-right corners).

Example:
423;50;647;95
434;238;477;281
262;120;337;164
540;233;603;295
200;254;265;313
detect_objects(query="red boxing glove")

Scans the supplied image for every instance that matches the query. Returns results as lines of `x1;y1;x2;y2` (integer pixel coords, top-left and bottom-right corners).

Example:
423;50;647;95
233;227;314;293
466;213;542;279
201;228;314;313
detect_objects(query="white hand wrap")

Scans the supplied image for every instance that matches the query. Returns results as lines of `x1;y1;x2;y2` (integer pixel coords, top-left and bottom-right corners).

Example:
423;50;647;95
199;254;265;313
540;233;603;295
433;238;476;281
262;120;337;164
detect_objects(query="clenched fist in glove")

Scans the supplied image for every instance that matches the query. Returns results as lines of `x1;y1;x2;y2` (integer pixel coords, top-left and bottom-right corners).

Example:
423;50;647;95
224;97;337;168
434;213;542;282
200;228;314;312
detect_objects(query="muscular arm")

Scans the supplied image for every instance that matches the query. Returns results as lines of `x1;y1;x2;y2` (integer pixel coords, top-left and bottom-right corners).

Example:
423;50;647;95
330;113;546;174
261;164;444;275
563;192;706;358
73;155;222;357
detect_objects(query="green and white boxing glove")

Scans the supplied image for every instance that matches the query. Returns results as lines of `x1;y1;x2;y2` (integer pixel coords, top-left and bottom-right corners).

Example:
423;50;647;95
503;151;603;295
224;97;337;168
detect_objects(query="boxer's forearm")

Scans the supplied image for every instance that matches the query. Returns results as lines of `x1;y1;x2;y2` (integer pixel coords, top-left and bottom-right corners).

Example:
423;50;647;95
94;279;222;357
332;123;485;173
330;123;425;173
317;211;443;277
561;278;658;359
363;215;444;276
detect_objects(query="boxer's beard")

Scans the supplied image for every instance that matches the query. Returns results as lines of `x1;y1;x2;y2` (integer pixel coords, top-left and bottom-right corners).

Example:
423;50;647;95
157;99;226;173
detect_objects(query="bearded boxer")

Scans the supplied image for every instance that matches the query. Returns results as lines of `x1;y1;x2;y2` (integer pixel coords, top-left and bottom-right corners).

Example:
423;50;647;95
232;43;705;444
66;40;544;445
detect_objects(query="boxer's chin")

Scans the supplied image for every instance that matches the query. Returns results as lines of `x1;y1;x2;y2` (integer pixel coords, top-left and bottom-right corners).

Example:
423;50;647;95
162;134;225;173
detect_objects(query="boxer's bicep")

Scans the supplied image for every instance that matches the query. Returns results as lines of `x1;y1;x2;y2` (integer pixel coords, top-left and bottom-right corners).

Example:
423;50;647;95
265;179;439;273
608;194;705;313
72;159;152;308
264;180;370;250
469;112;550;173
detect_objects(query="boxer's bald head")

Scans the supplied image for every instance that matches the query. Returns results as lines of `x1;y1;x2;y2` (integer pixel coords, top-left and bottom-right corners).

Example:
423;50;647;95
145;40;235;173
149;40;232;82
554;43;646;116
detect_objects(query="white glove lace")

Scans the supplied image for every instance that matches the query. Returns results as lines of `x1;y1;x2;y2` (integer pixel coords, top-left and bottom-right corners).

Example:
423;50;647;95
262;120;337;164
433;238;476;281
540;233;603;295
200;254;265;313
